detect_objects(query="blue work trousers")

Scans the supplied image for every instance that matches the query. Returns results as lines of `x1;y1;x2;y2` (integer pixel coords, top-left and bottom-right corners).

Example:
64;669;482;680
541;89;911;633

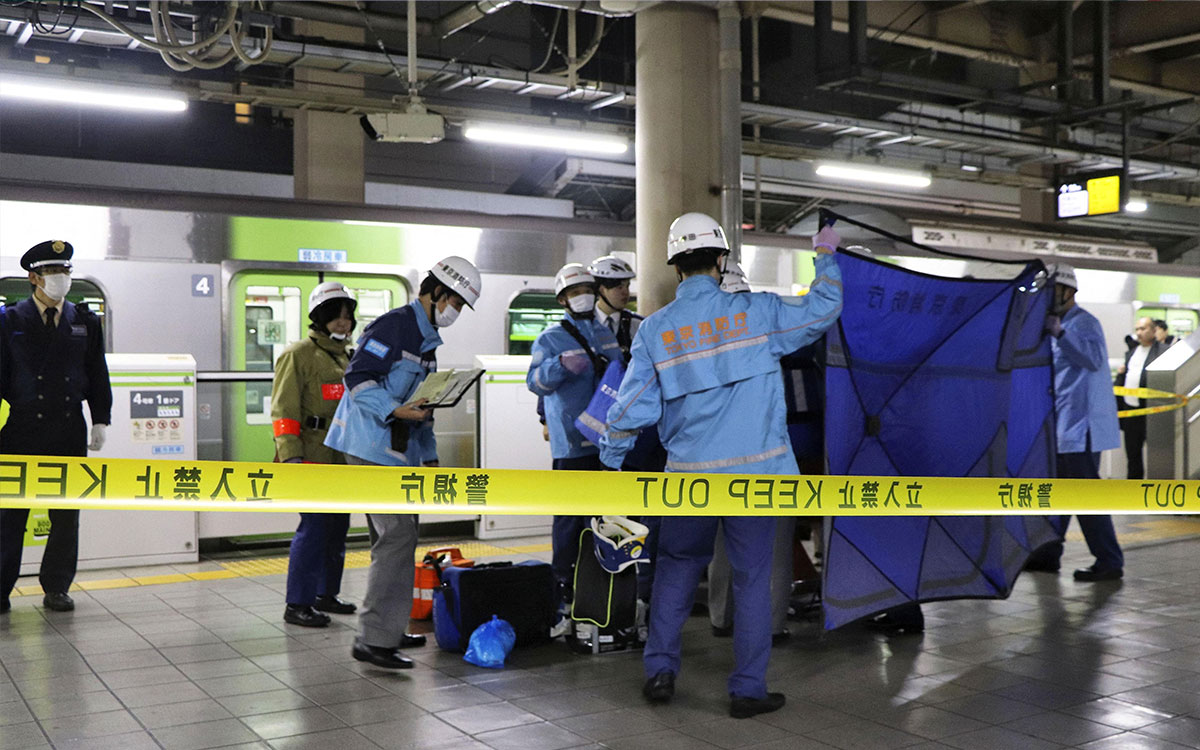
550;454;605;598
1037;450;1124;572
285;512;351;606
644;515;774;700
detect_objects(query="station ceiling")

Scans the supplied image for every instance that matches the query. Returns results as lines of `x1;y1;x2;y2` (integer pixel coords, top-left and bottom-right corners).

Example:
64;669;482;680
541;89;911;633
4;1;1200;261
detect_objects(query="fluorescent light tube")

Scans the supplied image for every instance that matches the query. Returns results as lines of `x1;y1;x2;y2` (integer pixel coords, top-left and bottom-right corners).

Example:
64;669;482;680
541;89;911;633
463;122;627;154
1125;200;1148;213
0;77;187;113
815;162;931;188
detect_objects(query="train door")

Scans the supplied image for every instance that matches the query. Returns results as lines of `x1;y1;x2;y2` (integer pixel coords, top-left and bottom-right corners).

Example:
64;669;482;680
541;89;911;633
227;271;406;463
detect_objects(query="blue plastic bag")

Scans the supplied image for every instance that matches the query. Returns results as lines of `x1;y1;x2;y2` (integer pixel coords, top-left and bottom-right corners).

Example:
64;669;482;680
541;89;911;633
463;615;516;669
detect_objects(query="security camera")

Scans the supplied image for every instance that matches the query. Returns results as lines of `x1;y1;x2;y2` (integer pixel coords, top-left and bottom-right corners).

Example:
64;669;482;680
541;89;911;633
360;104;445;144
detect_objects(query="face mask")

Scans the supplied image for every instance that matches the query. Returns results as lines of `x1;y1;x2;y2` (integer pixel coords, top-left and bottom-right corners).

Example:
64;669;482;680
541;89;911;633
41;274;71;301
568;294;595;315
435;303;460;328
329;332;348;341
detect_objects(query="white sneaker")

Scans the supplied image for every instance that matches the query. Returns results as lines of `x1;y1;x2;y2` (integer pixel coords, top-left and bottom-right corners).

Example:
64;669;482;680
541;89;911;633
550;615;572;639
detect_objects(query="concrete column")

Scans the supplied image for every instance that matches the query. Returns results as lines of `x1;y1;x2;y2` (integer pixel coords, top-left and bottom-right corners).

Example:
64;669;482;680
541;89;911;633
293;19;365;203
635;3;721;315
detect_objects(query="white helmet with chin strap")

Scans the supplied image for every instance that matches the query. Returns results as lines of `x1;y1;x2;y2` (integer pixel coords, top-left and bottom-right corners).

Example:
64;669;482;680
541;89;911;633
431;256;483;308
308;281;356;318
1045;262;1078;290
588;255;635;280
554;263;595;297
667;212;730;264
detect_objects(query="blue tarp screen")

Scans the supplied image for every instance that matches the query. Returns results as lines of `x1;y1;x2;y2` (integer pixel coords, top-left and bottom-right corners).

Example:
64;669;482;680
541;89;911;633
821;251;1065;629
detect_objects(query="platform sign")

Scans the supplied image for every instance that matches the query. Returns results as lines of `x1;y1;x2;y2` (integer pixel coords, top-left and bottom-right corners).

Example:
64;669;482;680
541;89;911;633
1056;171;1124;219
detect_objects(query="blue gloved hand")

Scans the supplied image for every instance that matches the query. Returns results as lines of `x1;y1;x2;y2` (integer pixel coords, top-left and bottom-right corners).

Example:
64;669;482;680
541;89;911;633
561;352;590;375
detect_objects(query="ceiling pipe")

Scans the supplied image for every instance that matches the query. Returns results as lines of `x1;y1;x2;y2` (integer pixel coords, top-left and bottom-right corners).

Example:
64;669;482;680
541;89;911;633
272;2;433;37
435;0;513;39
1057;3;1073;102
1093;1;1110;106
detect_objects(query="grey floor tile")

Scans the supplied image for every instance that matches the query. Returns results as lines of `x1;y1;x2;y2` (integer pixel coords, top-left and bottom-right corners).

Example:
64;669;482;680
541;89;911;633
510;690;622;721
678;716;793;749
297;676;395;705
388;682;501;713
113;680;211;707
355;714;467;750
1000;710;1124;745
160;643;243;664
876;705;990;740
1135;715;1200;746
1060;697;1175;730
0;721;49;750
599;729;721;750
552;707;667;742
97;664;187;689
267;727;383;750
320;695;426;727
935;692;1046;724
217;688;317;717
86;648;172;672
473;720;591;750
177;657;265;680
151;717;262;750
25;690;124;720
132;697;236;729
1078;731;1193;750
39;708;143;743
805;720;928;750
937;725;1064;750
14;672;108;699
273;663;363;688
196;671;290;698
0;700;34;728
241;706;347;739
54;730;162;750
437;702;542;734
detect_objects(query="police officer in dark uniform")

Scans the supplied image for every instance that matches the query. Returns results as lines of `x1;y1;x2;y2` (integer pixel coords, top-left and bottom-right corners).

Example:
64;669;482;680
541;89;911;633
0;240;112;614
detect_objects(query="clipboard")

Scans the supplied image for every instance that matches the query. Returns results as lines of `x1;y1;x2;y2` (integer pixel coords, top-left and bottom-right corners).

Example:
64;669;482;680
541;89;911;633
405;368;486;409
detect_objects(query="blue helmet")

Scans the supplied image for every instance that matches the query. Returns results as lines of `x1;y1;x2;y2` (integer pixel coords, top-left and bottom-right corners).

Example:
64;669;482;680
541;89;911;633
591;516;651;574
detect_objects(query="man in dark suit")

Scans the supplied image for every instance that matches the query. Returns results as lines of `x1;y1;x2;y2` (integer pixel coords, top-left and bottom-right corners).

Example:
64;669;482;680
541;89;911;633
0;240;111;614
1116;316;1165;480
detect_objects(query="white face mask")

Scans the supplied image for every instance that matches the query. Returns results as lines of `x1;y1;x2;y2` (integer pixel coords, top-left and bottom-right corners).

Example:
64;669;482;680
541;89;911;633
329;332;348;341
567;294;595;315
435;303;460;328
41;274;71;301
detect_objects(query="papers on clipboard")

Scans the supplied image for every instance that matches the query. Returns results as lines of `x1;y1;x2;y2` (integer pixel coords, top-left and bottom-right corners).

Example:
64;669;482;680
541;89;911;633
404;368;485;409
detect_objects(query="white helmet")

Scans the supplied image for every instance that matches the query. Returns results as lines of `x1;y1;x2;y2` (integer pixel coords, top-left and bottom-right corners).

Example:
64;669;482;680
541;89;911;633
431;255;482;308
667;212;729;264
554;263;595;297
720;263;751;293
588;255;635;280
1046;262;1077;290
308;281;356;318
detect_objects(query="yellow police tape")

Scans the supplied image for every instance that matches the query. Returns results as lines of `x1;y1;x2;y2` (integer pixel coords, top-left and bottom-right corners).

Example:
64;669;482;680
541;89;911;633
1;454;1198;517
1114;386;1190;419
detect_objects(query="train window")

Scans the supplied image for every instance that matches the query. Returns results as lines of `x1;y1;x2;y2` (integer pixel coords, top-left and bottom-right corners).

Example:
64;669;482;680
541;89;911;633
244;285;302;421
347;287;392;332
0;277;109;347
1136;306;1198;340
507;291;560;355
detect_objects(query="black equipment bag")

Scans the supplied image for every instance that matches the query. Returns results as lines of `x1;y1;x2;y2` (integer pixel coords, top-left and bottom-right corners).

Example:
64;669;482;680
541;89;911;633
432;558;556;652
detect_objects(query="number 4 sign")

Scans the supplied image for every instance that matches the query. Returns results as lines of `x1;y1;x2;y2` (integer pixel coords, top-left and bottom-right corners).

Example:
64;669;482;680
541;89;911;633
192;274;214;297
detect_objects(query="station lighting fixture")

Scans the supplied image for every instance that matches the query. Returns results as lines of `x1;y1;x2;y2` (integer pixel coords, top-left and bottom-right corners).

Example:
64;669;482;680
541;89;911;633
815;161;932;189
463;121;628;155
0;76;187;113
1125;199;1148;213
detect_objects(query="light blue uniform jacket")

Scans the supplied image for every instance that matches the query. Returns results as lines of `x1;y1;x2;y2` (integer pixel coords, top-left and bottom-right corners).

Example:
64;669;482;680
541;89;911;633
527;314;622;460
600;256;843;473
324;300;441;466
1052;304;1120;454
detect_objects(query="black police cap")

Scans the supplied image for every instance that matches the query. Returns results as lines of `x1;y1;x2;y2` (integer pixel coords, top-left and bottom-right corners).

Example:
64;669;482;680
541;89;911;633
20;240;74;272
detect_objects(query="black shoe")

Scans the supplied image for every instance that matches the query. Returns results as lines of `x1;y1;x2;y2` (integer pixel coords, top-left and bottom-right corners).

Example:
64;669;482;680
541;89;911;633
42;592;74;612
643;672;675;703
772;629;790;646
1023;559;1060;573
400;633;427;648
1;598;9;614
283;605;330;628
711;624;732;638
313;595;357;615
730;692;786;719
1073;565;1123;582
352;639;414;670
866;611;924;634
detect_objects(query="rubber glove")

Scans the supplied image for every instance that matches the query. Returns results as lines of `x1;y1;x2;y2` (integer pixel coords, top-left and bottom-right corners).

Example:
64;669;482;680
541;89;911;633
812;225;841;255
1045;315;1063;338
88;424;106;452
561;352;591;375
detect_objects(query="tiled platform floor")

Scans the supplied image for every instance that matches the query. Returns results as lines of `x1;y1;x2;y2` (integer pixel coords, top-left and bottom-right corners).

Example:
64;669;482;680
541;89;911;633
5;517;1200;749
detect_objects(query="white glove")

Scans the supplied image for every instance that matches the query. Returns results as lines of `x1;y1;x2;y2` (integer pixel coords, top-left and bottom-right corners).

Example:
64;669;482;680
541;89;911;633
812;225;841;255
561;352;591;375
89;424;107;452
